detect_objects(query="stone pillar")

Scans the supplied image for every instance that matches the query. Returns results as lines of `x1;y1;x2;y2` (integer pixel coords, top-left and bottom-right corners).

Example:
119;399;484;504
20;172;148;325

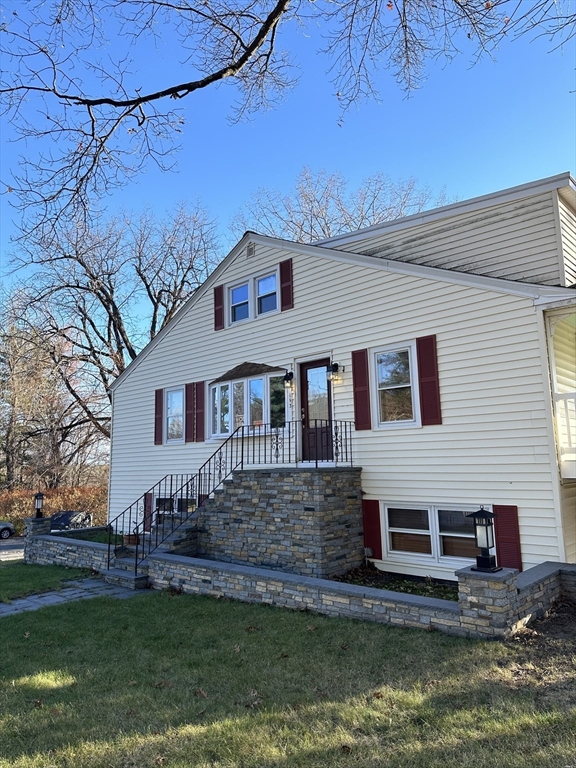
24;517;52;563
456;566;519;638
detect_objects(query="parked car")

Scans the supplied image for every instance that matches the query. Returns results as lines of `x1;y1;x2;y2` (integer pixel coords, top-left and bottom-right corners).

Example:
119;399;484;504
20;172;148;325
0;521;16;539
50;511;93;531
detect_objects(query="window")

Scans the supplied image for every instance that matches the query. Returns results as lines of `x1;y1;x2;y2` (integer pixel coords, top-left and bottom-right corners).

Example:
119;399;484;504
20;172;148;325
228;271;278;325
210;374;288;436
230;283;249;323
165;388;184;442
256;274;277;315
375;344;417;425
384;503;481;564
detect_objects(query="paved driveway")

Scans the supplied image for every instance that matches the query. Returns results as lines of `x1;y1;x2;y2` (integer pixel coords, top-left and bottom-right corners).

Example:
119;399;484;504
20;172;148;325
0;536;25;562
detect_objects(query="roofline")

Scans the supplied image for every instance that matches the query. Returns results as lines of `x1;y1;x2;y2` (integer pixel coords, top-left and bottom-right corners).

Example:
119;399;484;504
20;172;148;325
314;172;576;248
110;230;575;392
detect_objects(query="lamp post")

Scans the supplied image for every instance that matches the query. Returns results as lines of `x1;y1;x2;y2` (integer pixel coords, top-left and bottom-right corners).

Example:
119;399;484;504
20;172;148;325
34;491;45;519
467;506;501;572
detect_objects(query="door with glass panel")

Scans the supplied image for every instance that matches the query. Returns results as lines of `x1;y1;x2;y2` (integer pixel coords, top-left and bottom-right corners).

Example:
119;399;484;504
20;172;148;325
300;359;333;462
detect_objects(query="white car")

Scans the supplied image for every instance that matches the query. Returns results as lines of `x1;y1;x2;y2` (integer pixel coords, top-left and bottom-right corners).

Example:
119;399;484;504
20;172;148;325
0;522;16;539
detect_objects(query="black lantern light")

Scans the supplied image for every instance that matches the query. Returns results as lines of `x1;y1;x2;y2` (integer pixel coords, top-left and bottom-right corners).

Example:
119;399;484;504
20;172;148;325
283;371;294;389
34;491;45;519
326;363;344;382
467;506;501;572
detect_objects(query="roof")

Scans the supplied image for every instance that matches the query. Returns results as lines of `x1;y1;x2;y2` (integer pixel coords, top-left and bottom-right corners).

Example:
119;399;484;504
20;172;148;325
211;362;285;383
314;172;576;250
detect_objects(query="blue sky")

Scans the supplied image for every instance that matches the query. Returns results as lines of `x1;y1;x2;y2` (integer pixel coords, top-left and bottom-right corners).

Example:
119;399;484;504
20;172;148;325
1;14;575;261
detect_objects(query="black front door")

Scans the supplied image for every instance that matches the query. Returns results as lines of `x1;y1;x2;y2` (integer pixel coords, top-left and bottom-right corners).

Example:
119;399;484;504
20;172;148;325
300;358;333;462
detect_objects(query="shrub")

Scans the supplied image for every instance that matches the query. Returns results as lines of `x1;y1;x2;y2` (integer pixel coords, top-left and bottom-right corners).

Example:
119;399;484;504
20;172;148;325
0;487;108;535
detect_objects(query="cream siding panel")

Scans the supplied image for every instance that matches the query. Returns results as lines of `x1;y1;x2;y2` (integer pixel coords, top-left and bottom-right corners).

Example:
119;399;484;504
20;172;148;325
558;196;576;286
328;192;563;286
110;245;564;573
560;482;576;562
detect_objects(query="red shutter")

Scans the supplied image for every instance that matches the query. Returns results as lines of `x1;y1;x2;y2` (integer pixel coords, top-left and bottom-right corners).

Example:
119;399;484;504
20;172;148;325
362;500;382;559
154;389;163;445
416;335;442;426
185;383;195;443
494;505;522;572
194;381;205;442
214;285;224;330
143;492;153;533
351;349;372;430
279;259;294;311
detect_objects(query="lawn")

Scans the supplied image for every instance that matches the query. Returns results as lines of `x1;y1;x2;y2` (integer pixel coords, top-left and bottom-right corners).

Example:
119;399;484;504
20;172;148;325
0;587;574;768
0;562;93;603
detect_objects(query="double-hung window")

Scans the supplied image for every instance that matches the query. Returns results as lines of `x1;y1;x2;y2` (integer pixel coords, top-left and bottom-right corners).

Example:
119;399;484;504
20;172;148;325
228;271;278;325
165;388;184;442
374;342;420;427
384;503;481;564
210;374;288;437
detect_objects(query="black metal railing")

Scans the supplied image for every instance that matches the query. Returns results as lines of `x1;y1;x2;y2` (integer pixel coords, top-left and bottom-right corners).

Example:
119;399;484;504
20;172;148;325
107;420;353;575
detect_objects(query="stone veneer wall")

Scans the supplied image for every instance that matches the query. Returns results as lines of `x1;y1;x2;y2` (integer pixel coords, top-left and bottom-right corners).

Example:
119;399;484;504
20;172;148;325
24;518;109;572
195;468;364;578
23;518;576;640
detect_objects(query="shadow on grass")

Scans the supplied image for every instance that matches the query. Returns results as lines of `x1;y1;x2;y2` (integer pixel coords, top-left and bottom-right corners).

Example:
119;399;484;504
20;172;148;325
0;591;574;767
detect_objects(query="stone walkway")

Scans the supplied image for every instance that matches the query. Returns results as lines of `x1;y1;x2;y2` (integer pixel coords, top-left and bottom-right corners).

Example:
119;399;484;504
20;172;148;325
0;577;143;618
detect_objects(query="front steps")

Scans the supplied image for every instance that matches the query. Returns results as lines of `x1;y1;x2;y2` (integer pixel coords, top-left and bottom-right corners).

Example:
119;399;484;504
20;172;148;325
104;516;199;588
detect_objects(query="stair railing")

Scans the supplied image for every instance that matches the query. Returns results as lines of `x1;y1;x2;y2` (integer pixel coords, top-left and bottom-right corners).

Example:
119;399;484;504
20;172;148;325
107;419;354;575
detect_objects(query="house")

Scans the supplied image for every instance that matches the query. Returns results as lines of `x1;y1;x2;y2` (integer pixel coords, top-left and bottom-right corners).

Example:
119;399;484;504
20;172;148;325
108;173;576;582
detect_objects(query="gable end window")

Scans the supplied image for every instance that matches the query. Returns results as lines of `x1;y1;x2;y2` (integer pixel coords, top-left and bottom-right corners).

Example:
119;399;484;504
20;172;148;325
214;259;293;330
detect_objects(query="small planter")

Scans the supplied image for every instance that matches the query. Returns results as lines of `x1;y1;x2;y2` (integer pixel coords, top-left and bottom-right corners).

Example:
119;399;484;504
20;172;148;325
122;534;140;546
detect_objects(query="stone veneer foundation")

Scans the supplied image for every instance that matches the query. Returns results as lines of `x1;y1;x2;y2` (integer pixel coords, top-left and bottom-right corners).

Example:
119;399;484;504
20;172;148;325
195;467;364;578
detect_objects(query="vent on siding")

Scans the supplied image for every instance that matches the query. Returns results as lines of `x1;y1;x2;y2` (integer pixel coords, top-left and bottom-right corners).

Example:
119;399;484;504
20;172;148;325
247;243;255;258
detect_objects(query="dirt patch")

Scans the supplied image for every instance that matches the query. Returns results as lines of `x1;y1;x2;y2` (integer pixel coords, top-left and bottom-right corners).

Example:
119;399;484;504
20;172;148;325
504;600;576;708
331;562;459;601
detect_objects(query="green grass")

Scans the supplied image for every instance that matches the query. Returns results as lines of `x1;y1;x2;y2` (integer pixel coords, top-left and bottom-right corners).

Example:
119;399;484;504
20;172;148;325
0;562;93;603
0;591;574;768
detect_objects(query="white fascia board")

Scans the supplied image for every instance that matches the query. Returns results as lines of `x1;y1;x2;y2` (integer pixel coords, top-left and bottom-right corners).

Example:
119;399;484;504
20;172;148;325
248;233;576;302
110;233;254;392
314;172;576;249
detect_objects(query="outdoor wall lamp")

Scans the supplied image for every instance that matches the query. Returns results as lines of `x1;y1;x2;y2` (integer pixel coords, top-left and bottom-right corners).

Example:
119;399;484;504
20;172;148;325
34;491;45;519
467;506;501;572
283;371;294;389
326;363;344;382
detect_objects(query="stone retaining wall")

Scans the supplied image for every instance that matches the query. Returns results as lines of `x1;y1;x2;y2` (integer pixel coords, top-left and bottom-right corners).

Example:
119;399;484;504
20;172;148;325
196;468;364;578
148;553;463;634
23;517;576;639
24;518;109;572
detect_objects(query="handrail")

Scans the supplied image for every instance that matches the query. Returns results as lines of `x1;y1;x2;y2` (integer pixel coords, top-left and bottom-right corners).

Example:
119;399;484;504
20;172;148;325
107;419;354;576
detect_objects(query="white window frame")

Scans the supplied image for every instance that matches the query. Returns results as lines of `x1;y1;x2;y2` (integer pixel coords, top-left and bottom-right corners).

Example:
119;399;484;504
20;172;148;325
227;268;280;326
371;340;421;429
209;373;290;438
164;387;185;444
381;502;491;569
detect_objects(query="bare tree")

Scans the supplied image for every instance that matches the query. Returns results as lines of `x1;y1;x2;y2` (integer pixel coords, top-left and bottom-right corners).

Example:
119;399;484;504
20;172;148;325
8;202;221;438
0;322;105;489
1;1;573;232
232;167;450;242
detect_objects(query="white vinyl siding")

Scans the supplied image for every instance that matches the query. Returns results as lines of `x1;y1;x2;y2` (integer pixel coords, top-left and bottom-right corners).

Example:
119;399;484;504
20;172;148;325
560;482;576;563
558;195;576;286
325;192;564;286
109;240;569;577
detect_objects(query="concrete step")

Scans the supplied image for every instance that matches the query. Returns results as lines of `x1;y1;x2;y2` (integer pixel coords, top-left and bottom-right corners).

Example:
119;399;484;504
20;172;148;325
104;568;149;590
113;556;150;574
